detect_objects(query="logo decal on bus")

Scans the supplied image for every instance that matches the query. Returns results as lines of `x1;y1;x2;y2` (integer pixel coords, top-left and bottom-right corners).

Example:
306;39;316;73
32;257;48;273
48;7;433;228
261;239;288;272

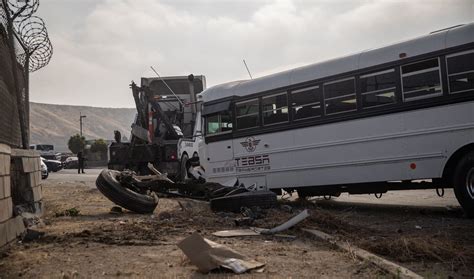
235;155;270;173
240;137;260;152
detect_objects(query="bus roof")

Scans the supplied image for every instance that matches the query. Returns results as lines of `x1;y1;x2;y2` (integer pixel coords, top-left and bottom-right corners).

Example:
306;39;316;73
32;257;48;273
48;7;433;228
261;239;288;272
200;22;474;103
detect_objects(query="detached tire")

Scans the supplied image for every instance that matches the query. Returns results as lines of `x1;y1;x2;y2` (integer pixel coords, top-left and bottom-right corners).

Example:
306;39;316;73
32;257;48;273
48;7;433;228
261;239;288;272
210;191;277;212
96;169;158;214
453;151;474;218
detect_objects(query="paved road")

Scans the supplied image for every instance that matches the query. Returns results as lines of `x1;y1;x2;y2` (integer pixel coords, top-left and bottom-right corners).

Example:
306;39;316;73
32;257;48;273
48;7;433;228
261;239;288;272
46;168;103;183
314;189;460;208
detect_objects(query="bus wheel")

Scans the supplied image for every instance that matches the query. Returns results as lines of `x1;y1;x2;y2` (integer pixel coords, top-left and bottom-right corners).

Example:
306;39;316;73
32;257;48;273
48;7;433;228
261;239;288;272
453;151;474;218
180;153;189;182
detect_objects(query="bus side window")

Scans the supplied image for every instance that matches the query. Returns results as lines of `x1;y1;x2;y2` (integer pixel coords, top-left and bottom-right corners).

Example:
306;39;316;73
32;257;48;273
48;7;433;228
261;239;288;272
323;78;357;115
291;85;322;120
236;98;260;130
206;114;220;135
262;92;288;125
220;112;233;132
401;58;442;101
360;69;397;108
446;50;474;94
205;112;233;135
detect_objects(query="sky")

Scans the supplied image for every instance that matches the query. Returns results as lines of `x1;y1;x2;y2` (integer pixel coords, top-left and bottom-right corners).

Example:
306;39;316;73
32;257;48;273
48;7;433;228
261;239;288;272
29;0;473;108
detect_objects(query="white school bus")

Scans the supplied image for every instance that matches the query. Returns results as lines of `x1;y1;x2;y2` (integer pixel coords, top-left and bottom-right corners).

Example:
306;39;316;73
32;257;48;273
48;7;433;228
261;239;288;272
198;23;474;216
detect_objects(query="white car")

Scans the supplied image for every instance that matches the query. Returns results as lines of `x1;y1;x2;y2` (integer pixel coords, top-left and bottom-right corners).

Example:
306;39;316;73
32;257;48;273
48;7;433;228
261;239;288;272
40;159;48;179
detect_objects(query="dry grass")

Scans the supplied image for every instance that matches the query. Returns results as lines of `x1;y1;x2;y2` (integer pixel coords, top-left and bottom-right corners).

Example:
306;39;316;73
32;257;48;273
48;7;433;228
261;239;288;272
358;235;473;268
298;205;474;272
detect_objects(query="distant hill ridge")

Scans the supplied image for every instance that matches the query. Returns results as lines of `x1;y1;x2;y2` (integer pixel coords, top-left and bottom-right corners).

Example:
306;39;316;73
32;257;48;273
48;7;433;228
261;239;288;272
30;102;136;152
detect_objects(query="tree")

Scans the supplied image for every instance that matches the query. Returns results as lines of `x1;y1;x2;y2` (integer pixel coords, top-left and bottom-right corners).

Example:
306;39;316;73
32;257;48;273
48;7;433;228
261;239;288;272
67;134;85;154
90;139;108;153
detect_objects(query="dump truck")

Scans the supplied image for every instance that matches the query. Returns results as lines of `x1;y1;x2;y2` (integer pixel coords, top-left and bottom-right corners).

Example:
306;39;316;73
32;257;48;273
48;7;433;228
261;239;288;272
108;74;205;181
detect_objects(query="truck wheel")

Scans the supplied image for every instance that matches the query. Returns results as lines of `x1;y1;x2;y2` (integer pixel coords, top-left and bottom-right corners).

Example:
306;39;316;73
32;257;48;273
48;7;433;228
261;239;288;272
453;151;474;218
210;191;277;212
96;169;158;214
180;153;189;181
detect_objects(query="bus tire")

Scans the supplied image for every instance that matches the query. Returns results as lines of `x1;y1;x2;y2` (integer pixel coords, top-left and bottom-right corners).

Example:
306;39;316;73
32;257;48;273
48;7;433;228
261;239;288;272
210;191;277;212
179;153;189;182
453;151;474;218
96;169;158;214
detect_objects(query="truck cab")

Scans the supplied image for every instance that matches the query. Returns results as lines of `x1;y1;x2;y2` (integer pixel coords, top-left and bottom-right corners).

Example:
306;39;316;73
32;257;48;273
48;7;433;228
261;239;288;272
108;75;206;180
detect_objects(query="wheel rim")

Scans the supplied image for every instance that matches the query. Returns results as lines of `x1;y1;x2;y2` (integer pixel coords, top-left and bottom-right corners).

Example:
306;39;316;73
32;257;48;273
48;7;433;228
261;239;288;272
467;168;474;200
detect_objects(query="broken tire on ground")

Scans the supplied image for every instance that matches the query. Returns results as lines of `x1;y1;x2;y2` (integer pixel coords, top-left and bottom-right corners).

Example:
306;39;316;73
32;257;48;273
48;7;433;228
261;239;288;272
96;169;158;214
210;191;278;212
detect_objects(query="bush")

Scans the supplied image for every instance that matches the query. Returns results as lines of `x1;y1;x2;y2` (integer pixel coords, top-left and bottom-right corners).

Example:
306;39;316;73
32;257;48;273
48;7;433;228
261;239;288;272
90;139;108;153
67;134;85;154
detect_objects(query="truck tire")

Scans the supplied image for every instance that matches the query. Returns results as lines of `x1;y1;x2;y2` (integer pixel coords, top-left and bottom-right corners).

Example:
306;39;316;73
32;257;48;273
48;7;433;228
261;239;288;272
453;151;474;218
210;191;277;212
96;169;158;214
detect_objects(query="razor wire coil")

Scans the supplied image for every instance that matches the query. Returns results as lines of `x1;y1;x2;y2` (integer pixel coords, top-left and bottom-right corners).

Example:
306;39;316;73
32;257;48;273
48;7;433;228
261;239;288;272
7;0;39;19
1;0;52;72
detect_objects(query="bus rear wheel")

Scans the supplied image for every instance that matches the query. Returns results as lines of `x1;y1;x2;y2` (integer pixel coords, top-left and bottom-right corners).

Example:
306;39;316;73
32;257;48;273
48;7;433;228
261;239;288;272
453;151;474;218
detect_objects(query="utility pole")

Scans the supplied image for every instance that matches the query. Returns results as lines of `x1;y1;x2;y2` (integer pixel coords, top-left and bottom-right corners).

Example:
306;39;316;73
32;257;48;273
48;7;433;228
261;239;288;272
79;112;87;137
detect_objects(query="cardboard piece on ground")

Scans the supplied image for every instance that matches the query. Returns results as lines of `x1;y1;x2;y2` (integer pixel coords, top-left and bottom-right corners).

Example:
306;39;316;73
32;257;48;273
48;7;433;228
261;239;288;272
177;232;265;274
212;209;310;238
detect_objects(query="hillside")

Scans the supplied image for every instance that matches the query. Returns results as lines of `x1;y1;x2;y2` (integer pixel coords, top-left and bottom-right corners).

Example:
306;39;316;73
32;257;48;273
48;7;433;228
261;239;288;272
30;102;136;152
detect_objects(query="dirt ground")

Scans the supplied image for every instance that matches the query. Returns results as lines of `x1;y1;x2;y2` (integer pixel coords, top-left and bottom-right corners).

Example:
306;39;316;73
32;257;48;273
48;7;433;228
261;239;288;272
0;170;473;278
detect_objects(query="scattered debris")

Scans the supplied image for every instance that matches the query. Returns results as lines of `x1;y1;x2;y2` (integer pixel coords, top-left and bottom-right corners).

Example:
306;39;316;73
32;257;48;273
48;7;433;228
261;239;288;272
234;206;265;226
18;211;44;228
55;207;80;217
110;206;123;214
177;232;265;274
177;201;186;211
158;211;172;220
259;209;309;235
213;209;309;238
281;204;293;213
241;206;265;219
22;229;45;242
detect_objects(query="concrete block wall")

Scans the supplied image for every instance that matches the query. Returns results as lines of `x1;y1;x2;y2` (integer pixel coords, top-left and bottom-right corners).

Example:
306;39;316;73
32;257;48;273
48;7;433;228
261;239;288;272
11;148;43;215
0;144;25;247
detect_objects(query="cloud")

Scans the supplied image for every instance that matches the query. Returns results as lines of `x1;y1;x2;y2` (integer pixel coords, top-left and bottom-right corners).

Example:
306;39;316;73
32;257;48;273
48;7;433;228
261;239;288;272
30;0;473;107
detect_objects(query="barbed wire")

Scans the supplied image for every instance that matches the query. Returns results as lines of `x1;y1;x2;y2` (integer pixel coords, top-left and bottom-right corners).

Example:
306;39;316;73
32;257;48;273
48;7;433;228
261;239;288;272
14;15;52;72
0;1;52;72
7;0;39;19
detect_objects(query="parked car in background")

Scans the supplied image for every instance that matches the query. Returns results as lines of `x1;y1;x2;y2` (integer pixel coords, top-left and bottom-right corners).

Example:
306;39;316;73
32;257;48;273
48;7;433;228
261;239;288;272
41;157;63;172
40;159;48;179
30;144;61;160
64;156;79;169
